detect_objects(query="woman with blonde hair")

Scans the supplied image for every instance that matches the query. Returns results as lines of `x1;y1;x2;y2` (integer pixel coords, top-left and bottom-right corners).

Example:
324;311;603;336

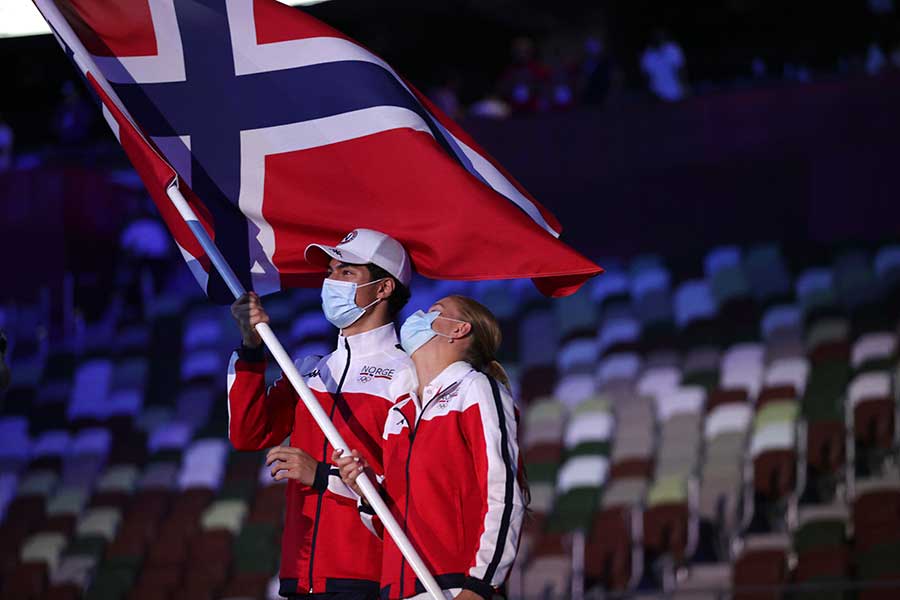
333;295;525;600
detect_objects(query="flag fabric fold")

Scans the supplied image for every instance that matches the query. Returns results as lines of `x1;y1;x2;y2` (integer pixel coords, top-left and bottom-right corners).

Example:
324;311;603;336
35;0;603;300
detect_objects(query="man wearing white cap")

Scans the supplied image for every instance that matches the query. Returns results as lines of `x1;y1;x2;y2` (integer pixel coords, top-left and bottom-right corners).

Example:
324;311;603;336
227;229;415;599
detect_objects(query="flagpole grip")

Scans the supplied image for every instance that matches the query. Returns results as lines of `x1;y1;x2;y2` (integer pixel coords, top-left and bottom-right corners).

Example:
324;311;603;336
165;185;446;600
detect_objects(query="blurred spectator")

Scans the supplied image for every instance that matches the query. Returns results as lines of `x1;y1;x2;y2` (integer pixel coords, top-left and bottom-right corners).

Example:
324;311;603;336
0;114;13;172
578;35;612;106
547;51;576;111
640;30;688;102
891;43;900;67
869;0;895;13
867;42;888;74
0;330;9;393
428;73;463;120
120;212;171;261
499;37;550;113
468;92;512;119
751;57;768;79
119;208;172;312
52;80;95;145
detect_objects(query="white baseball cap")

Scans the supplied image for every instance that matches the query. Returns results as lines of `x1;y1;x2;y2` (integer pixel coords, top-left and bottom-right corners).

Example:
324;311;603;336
305;229;412;287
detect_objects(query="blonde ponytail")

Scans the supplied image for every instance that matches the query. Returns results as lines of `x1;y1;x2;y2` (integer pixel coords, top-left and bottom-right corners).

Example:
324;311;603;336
445;295;511;391
485;359;512;393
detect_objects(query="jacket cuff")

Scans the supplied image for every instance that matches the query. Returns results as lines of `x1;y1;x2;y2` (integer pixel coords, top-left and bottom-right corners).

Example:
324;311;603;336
312;460;330;494
357;496;376;516
237;341;266;362
462;576;494;599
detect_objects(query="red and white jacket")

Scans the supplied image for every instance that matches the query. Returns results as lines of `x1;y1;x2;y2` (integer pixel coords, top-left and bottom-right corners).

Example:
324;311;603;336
357;361;526;600
227;323;414;596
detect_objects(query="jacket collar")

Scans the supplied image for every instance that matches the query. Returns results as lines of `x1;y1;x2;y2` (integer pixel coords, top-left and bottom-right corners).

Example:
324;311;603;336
421;361;475;404
335;322;399;357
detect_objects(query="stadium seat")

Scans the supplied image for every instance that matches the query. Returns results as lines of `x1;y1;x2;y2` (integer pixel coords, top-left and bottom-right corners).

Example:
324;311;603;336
585;487;643;591
46;485;89;517
874;244;900;321
181;349;221;382
17;469;58;499
796;267;838;320
806;317;851;363
522;397;566;464
77;507;122;542
71;429;112;459
700;402;752;547
761;304;803;344
183;309;227;351
851;475;900;599
732;533;789;600
681;347;720;392
556;337;599;376
631;265;674;345
590;268;629;310
553;289;598;340
201;499;248;533
521;534;571;600
68;360;114;422
792;503;849;588
851;332;898;373
720;343;765;401
834;250;882;330
551;454;609;532
762;357;809;403
596;352;642;398
598;317;642;356
675;280;718;347
148;422;192;455
848;371;895;476
20;532;68;573
654;387;704;479
638;366;682;402
643;474;697;563
744;244;792;306
611;396;655;468
563;397;613;457
519;310;558;369
553;374;596;408
96;466;140;495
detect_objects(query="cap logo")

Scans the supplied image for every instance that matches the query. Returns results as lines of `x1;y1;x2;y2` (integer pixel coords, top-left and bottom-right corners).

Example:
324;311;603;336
338;230;358;245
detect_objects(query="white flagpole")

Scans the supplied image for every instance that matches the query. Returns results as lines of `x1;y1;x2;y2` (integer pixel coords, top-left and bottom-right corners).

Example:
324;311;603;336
165;186;446;600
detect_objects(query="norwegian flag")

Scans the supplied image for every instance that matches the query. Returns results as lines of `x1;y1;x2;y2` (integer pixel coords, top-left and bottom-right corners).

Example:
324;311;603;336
34;0;602;301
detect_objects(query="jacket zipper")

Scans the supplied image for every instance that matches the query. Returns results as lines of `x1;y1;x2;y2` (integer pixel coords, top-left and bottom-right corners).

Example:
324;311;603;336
396;383;460;597
307;337;352;593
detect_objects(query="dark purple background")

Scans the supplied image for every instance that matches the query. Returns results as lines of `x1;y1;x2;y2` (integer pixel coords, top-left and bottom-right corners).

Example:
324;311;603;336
3;73;900;302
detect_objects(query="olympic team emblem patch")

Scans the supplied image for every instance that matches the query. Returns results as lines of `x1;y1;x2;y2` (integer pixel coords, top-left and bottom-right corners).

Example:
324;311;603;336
358;365;395;383
339;230;358;245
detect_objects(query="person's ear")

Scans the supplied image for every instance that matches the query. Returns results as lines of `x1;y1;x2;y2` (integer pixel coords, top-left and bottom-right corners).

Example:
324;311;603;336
452;321;472;339
377;277;395;300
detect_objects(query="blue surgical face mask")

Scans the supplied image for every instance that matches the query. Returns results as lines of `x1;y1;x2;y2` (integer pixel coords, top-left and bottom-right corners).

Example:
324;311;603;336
399;310;466;357
321;278;385;330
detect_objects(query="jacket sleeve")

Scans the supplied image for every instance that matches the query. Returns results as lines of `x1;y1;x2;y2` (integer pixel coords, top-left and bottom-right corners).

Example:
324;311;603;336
459;376;526;599
226;344;298;451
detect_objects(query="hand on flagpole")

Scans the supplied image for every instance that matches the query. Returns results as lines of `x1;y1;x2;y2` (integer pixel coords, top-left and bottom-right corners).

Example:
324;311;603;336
231;291;269;348
333;448;370;497
266;446;320;485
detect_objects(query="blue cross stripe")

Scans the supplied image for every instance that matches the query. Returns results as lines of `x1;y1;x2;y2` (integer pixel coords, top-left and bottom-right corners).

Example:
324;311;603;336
106;0;478;301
